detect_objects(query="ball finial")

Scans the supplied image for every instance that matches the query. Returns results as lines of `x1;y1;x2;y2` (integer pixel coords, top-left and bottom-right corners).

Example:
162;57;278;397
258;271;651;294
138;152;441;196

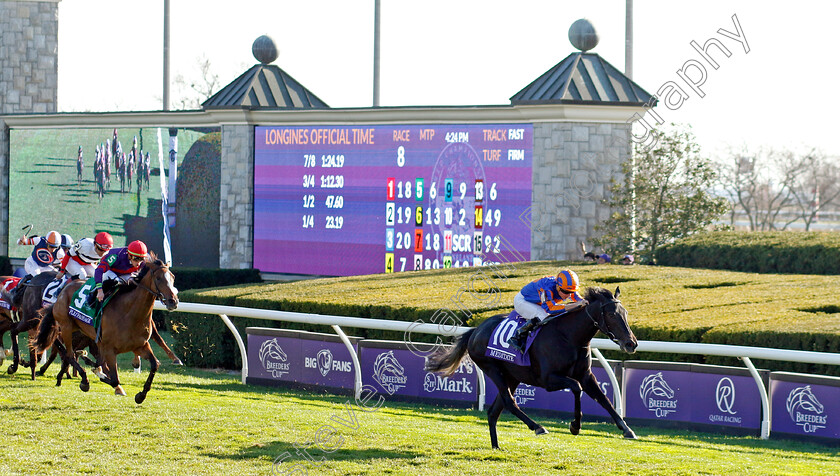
568;19;599;52
252;35;278;64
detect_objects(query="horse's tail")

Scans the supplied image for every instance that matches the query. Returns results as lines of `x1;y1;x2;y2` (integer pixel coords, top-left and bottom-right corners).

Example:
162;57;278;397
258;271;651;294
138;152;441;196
424;328;475;377
32;305;58;354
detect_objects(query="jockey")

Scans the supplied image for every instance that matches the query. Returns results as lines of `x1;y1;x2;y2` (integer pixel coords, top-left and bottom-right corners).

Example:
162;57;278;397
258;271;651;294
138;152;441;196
90;240;148;305
506;269;588;353
56;232;112;282
20;230;63;276
10;230;64;302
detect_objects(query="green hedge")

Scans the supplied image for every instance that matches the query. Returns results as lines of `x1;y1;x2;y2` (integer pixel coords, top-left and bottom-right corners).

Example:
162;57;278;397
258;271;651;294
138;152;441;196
657;231;840;274
165;262;840;375
154;268;262;332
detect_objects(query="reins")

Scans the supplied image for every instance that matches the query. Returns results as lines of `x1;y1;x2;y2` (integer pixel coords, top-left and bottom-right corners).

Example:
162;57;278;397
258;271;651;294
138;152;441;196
132;267;170;303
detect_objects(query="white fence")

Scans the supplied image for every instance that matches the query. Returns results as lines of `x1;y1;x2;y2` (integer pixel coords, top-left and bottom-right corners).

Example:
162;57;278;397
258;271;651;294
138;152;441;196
156;301;840;440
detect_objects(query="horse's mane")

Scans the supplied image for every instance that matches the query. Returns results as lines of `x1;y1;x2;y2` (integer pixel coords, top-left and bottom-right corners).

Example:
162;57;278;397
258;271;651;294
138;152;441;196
114;253;165;296
582;286;614;302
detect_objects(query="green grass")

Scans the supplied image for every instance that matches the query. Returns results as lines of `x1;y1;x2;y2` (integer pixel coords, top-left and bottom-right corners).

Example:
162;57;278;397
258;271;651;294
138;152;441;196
1;344;838;475
7;127;206;254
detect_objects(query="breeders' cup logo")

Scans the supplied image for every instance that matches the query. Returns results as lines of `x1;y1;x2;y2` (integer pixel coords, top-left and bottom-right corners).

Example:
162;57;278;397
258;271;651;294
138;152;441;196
640;372;677;418
304;348;352;376
708;377;742;424
373;351;407;394
786;385;827;433
513;384;536;406
422;372;474;394
258;338;290;378
317;349;332;377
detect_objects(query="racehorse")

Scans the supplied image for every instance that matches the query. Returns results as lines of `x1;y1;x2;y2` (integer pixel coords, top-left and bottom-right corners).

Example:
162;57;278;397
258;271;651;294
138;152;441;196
3;272;56;379
425;287;638;449
34;254;179;403
143;152;151;190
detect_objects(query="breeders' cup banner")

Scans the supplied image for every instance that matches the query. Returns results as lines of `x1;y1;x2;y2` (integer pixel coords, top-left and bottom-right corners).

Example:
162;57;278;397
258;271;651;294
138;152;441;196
483;364;618;418
770;372;840;440
359;341;478;405
246;329;358;391
623;363;764;430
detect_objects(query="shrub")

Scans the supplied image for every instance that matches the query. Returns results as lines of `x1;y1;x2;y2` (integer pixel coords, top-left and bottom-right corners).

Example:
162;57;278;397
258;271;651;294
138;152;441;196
657;231;840;274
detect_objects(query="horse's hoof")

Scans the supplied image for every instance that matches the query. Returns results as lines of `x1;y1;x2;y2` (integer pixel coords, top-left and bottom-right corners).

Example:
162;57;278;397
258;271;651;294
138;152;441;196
114;385;127;396
172;358;183;366
36;370;45;377
535;426;548;436
133;367;141;374
80;381;90;392
7;364;17;374
135;392;147;404
624;431;638;439
570;422;581;436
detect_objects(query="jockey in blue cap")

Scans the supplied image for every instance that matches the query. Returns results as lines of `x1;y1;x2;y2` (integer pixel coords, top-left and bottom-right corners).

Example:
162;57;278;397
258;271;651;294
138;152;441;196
507;269;588;353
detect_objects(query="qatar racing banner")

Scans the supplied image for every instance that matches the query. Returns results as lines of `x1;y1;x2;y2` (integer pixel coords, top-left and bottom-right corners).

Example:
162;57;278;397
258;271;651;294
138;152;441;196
245;328;360;391
770;372;840;440
359;340;478;406
623;362;765;431
483;362;620;418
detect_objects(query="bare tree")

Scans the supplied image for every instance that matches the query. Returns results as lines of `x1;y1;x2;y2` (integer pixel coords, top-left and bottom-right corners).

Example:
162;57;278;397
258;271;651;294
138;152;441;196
788;151;840;230
717;147;840;231
171;55;220;110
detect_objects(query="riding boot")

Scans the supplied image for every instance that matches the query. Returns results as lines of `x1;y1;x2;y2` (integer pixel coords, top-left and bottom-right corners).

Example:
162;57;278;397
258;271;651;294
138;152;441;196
507;319;540;353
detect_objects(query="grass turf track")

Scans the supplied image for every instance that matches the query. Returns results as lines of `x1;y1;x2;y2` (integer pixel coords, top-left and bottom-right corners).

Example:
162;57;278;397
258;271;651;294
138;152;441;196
0;335;837;476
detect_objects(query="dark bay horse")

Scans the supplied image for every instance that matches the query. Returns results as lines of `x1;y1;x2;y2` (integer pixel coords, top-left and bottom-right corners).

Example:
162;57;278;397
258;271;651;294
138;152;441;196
34;254;178;403
426;287;638;449
3;271;56;379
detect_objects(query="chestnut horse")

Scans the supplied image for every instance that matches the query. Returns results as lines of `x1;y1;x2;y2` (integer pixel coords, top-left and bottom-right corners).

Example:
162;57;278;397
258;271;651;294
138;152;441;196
34;254;178;403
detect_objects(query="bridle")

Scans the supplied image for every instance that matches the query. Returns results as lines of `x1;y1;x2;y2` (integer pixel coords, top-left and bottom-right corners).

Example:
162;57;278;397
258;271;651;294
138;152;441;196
133;265;175;305
584;298;621;344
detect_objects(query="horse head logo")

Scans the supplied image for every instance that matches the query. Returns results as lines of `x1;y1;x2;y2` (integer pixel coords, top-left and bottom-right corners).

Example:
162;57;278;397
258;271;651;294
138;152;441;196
786;385;824;420
316;349;333;377
639;372;675;404
373;350;407;394
258;338;287;369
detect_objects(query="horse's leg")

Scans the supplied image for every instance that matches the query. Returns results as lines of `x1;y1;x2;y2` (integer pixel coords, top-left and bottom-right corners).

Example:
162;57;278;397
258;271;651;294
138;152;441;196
483;367;544;445
36;343;61;377
7;321;21;374
150;322;182;365
98;347;125;396
58;326;89;392
486;394;506;450
134;342;159;404
580;371;637;439
131;354;142;373
544;374;583;435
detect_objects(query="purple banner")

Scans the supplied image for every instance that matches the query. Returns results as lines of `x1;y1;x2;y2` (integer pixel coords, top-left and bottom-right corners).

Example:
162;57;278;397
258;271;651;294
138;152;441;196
359;344;478;403
770;376;840;439
484;366;618;418
624;368;762;429
254;124;533;276
246;332;357;391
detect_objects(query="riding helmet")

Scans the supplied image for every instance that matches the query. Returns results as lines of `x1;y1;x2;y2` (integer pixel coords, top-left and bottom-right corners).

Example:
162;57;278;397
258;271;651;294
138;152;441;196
556;269;580;292
128;240;148;258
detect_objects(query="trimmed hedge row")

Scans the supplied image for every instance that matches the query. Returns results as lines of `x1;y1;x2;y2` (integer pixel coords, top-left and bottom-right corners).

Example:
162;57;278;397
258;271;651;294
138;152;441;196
154;268;262;331
656;231;840;274
165;262;840;376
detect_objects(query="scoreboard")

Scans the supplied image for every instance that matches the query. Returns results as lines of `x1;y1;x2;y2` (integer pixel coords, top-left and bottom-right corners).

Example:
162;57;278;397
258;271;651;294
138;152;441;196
254;124;533;276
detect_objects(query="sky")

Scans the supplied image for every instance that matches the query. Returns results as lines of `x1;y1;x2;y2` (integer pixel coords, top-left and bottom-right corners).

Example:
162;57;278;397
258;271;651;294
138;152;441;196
56;0;840;158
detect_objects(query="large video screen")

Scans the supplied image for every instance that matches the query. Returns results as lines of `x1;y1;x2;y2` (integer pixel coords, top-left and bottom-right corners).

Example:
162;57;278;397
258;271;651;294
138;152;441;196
8;127;221;267
254;124;533;276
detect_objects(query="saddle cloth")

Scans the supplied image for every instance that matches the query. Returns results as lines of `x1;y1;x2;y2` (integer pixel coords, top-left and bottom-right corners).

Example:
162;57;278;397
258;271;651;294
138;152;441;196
0;277;20;311
484;310;543;366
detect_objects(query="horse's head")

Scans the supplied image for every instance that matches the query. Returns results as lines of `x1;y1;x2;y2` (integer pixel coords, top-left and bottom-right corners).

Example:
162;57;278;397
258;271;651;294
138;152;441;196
138;253;179;311
583;286;637;354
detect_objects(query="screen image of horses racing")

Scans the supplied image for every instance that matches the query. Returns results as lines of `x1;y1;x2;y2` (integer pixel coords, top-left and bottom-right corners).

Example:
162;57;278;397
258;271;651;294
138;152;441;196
7;127;219;265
